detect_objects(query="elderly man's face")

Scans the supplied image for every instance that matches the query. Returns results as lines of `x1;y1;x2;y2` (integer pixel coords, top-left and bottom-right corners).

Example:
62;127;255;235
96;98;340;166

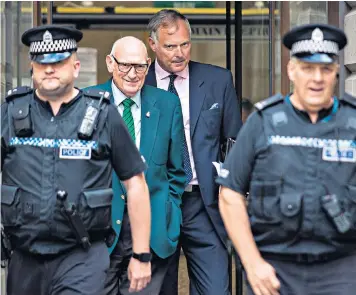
288;59;339;113
107;42;150;98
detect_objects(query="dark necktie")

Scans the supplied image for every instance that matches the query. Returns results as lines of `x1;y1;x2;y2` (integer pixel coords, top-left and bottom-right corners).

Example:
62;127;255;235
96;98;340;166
121;98;136;142
168;74;193;184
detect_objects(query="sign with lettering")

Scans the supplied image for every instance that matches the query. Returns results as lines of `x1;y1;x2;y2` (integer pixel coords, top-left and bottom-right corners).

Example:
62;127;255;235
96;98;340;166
191;25;270;40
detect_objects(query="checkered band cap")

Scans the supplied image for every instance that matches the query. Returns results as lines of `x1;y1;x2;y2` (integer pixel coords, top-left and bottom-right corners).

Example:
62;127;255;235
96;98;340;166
291;39;339;56
29;38;77;54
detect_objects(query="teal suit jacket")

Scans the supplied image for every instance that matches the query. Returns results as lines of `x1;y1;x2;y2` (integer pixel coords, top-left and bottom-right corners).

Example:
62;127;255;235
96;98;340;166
85;80;186;259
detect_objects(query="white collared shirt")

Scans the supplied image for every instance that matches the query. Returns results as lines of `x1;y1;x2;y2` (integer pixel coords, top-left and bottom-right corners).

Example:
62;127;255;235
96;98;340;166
155;60;198;185
111;80;142;149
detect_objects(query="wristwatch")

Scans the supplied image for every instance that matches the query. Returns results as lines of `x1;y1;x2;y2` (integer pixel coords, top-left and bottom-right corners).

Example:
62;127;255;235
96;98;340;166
132;252;152;263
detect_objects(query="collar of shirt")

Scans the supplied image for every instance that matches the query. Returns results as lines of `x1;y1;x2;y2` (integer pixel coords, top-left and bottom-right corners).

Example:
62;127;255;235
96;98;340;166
291;105;335;123
34;89;82;116
111;80;141;108
155;59;189;80
288;95;336;123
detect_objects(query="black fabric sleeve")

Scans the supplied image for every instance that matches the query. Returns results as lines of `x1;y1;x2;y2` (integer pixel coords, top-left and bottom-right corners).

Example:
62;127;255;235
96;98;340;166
221;70;243;141
216;111;263;195
107;105;147;181
1;102;9;171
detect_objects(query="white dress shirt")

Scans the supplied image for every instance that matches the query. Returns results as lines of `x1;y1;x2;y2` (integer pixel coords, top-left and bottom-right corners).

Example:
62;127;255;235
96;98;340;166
111;80;142;149
155;60;198;185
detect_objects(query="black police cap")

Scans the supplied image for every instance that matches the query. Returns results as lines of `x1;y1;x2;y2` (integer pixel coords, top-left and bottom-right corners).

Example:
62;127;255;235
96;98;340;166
283;24;347;64
21;25;83;64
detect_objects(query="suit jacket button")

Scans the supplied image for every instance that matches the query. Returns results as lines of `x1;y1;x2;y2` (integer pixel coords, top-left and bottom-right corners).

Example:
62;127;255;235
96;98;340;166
121;195;125;200
116;220;121;225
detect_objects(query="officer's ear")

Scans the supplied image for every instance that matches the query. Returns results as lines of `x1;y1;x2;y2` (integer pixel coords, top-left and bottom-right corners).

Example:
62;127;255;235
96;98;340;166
106;55;114;74
30;62;35;77
287;58;297;83
71;53;81;79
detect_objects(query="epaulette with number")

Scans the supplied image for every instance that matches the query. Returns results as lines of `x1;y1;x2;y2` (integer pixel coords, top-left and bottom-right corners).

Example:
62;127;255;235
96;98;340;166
83;88;111;103
254;93;284;111
340;93;356;108
5;86;33;103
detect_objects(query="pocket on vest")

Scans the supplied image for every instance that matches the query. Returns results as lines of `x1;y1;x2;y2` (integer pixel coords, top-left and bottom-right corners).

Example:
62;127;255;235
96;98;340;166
249;180;303;240
1;184;21;227
79;188;113;231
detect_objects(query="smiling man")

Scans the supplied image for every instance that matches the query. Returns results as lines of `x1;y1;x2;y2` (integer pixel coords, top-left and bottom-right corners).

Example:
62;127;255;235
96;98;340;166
217;24;356;295
85;36;186;295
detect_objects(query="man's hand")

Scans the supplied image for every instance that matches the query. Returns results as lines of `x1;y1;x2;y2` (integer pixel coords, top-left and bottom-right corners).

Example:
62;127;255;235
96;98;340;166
245;258;281;295
127;257;151;293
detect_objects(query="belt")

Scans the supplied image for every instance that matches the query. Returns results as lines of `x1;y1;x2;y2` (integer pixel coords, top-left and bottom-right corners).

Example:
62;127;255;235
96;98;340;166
262;251;350;263
184;185;200;193
15;233;108;260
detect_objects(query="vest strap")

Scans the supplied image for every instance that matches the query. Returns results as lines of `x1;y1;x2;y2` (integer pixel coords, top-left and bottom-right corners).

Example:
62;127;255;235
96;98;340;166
255;93;284;111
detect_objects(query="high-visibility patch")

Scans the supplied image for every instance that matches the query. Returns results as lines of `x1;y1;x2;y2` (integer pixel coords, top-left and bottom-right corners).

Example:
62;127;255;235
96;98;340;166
322;146;356;163
59;146;91;160
10;137;98;149
268;135;356;149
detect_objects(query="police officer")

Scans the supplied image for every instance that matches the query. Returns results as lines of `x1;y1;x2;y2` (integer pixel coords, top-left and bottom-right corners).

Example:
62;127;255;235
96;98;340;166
217;24;356;295
1;25;152;295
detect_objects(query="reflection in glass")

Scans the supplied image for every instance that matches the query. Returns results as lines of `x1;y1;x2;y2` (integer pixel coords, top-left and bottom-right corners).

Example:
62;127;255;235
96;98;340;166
240;2;270;103
0;1;33;100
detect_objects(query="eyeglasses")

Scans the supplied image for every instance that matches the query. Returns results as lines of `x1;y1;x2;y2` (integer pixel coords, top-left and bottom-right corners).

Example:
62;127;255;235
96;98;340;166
111;55;148;74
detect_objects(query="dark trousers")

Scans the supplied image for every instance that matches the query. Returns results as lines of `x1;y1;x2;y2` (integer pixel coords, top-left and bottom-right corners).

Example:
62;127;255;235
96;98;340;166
160;190;230;295
104;210;171;295
246;253;356;295
7;241;109;295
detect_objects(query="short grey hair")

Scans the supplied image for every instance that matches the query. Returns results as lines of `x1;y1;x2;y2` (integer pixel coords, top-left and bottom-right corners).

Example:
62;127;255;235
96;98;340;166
148;9;191;42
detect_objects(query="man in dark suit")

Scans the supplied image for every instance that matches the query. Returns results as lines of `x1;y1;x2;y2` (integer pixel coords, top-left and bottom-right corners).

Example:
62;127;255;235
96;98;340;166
146;9;242;295
85;36;186;295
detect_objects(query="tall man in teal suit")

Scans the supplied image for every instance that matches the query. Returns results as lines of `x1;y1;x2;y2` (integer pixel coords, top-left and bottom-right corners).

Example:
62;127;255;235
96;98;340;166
85;36;186;295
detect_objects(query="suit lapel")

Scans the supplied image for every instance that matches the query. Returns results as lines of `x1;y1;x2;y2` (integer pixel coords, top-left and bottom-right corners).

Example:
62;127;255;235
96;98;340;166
189;62;206;137
145;63;157;87
97;79;115;103
140;86;159;164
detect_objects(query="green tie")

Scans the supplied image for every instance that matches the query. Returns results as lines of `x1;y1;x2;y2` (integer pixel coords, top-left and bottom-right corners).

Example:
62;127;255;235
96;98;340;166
122;98;136;142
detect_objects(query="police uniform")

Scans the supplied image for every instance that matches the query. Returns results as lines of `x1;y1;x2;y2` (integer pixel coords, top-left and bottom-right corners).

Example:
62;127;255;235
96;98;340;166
1;25;147;295
216;24;356;294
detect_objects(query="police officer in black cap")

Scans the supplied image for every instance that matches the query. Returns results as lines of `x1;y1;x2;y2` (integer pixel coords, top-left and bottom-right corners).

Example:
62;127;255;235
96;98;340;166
217;24;356;295
1;25;152;295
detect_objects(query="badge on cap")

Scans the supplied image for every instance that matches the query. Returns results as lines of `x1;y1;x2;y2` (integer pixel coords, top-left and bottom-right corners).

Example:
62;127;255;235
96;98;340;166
43;30;53;43
311;28;324;42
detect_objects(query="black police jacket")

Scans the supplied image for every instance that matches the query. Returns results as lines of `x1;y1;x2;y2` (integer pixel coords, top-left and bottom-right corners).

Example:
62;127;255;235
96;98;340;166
248;94;356;255
1;87;146;255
